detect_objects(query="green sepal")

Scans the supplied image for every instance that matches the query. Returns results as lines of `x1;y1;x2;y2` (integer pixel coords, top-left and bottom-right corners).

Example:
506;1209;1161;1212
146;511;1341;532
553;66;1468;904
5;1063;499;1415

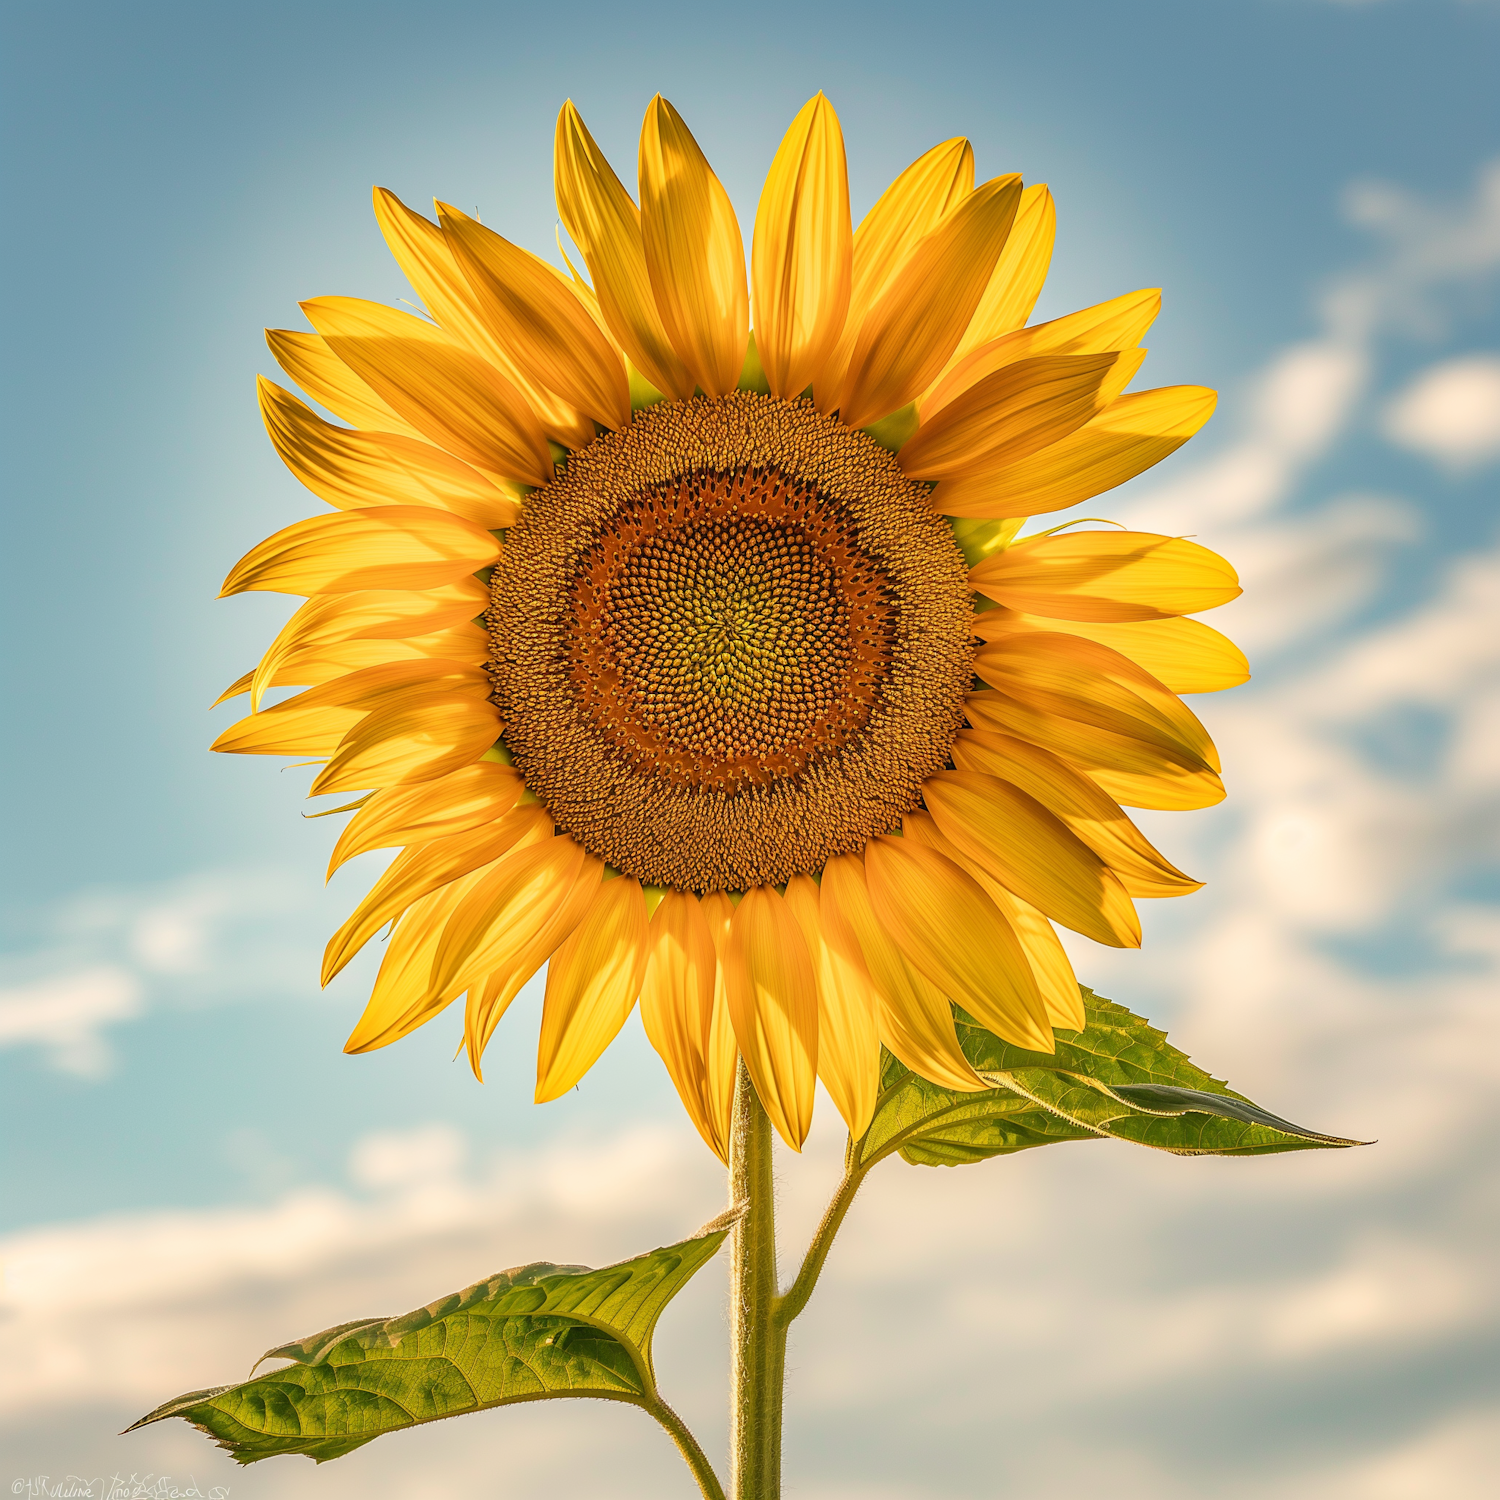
948;515;1023;566
860;402;919;453
629;361;668;411
858;988;1364;1169
736;332;772;395
127;1213;738;1465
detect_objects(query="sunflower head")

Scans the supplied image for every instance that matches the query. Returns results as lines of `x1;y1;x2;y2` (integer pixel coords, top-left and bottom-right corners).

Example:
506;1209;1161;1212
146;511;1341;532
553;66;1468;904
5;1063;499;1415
215;92;1245;1160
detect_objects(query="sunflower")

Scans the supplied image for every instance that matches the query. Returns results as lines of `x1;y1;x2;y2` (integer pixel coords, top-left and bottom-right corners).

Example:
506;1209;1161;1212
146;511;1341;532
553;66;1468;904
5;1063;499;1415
214;93;1245;1160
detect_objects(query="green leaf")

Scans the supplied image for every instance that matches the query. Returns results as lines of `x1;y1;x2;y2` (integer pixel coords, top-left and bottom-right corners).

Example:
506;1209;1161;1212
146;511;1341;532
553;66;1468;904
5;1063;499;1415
127;1211;737;1465
859;987;1364;1168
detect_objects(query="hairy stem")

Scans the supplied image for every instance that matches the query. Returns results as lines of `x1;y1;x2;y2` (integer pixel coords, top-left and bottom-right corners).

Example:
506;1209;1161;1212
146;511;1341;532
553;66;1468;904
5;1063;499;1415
774;1160;866;1330
643;1392;727;1500
728;1063;784;1500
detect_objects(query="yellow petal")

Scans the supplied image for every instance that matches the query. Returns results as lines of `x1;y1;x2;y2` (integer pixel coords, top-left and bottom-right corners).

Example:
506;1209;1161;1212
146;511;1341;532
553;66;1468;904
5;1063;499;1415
944;183;1055;369
783;873;880;1139
432;836;591;1005
301;296;553;486
211;659;487;758
836;175;1024;430
323;803;552;983
974;632;1219;772
343;871;489;1053
865;836;1053;1052
951;729;1200;898
265;329;425;439
258;378;519;527
973;606;1250;694
219;627;488;709
462;849;604;1078
972;531;1241;622
900;352;1118;481
328;761;524;876
371;187;595;449
438;203;630;431
244;578;487;712
554;102;695;401
924;288;1160;419
819;853;987;1092
698;890;743;1150
902;810;1084;1030
964;688;1226;811
638;95;749;397
815;137;975;412
221;504;501;598
640;889;728;1160
722;886;818;1151
931;384;1218;518
922;769;1141;947
309;690;500;796
751;93;852;400
536;877;650;1101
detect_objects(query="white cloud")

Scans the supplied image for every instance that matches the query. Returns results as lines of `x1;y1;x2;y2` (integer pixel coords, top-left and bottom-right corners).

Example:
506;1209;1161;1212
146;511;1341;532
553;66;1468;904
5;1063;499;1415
1383;354;1500;470
0;966;142;1077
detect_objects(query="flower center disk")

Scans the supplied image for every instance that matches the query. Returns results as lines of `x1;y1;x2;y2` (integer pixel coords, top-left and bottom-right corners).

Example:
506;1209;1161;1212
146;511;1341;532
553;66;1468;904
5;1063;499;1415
489;393;974;892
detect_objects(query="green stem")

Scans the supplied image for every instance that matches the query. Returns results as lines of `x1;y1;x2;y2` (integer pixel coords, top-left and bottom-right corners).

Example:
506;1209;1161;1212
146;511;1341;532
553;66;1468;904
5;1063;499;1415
774;1158;865;1330
728;1062;783;1500
642;1393;727;1500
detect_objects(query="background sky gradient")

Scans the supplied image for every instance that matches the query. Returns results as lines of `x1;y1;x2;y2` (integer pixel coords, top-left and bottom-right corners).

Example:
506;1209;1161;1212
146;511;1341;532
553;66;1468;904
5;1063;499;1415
3;2;1498;1496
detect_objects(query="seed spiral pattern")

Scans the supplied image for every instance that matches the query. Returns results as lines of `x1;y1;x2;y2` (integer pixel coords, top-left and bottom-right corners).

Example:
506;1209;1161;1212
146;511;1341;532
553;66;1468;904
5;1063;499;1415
489;393;974;892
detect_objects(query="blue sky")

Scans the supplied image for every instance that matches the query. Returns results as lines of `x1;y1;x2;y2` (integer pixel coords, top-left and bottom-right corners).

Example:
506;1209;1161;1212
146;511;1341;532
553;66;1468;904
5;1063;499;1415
3;1;1499;1496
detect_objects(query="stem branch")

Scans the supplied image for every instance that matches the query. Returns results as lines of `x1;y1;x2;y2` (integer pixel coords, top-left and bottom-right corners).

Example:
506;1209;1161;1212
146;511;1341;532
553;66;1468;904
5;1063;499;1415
774;1161;865;1330
642;1393;727;1500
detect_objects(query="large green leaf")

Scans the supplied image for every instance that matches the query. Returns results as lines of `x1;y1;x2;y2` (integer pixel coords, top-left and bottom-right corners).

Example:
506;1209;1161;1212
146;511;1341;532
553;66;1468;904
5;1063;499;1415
127;1212;736;1465
860;988;1363;1168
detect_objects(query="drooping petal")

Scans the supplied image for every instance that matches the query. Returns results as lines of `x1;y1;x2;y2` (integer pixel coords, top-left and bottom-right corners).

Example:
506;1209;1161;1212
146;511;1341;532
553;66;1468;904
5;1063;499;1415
951;729;1200;897
971;531;1241;622
265;329;425;438
309;690;500;796
865;836;1053;1051
302;296;553;486
944;182;1055;368
343;869;492;1053
534;876;650;1101
698;890;742;1150
751;93;852;400
923;287;1159;418
902;810;1084;1030
221;504;501;598
974;633;1220;773
783;873;880;1140
328;761;524;876
819;854;987;1092
922;769;1141;948
438;203;630;431
463;851;605;1079
372;186;595;449
724;886;818;1151
431;836;592;1008
553;101;695;401
639;889;727;1160
972;607;1250;694
899;352;1118;481
815;137;975;411
211;660;487;758
258;379;519;528
836;175;1024;430
638;96;749;397
964;688;1226;811
322;803;553;983
931;385;1218;518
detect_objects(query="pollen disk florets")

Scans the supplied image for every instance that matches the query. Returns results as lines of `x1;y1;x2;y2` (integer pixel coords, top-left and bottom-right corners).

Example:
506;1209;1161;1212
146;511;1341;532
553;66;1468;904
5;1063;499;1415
488;393;973;892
